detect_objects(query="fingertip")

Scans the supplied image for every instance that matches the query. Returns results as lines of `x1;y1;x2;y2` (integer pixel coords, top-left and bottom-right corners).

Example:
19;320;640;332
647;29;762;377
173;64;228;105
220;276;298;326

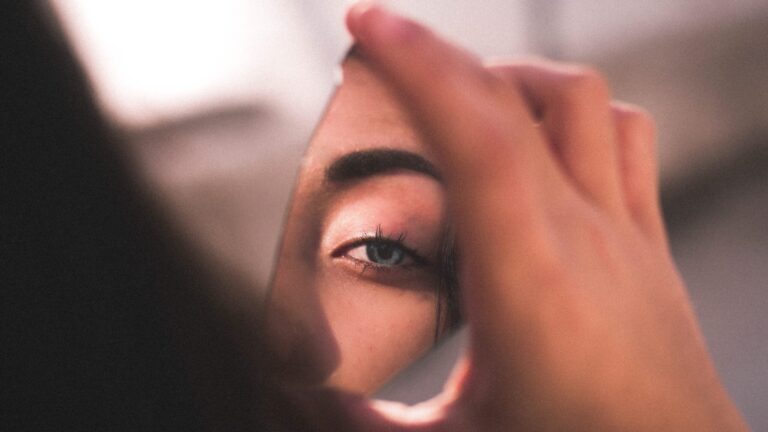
345;1;374;39
346;3;423;50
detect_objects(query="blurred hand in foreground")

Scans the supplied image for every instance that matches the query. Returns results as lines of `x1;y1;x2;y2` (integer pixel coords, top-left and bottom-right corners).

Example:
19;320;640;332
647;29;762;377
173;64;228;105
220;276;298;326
285;4;748;432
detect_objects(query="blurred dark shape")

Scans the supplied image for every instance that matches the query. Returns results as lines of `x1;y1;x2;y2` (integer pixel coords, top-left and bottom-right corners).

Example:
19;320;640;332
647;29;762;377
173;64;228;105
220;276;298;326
0;3;271;431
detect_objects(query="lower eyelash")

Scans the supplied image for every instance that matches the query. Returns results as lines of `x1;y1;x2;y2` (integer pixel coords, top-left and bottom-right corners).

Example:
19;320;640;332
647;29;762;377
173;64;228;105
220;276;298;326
347;258;408;275
330;225;430;275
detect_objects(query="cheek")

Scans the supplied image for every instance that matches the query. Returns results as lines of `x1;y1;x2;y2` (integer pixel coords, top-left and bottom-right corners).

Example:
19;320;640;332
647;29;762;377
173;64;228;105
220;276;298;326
321;273;438;393
264;255;341;385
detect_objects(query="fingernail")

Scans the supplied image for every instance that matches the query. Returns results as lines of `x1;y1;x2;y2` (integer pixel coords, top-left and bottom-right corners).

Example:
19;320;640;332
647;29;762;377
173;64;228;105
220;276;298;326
347;2;415;44
346;1;372;36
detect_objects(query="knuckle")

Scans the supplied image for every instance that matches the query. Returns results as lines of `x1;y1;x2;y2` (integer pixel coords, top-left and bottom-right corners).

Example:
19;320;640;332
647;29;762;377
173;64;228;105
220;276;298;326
483;60;515;76
484;56;536;76
558;65;611;104
613;103;657;143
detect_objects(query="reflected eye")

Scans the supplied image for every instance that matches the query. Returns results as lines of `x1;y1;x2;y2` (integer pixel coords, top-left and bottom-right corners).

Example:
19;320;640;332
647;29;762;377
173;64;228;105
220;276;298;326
331;226;428;272
347;241;411;267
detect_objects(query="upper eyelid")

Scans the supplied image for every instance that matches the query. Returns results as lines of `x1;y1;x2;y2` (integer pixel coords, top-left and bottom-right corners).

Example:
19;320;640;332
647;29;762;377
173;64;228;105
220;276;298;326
330;233;430;266
345;244;419;272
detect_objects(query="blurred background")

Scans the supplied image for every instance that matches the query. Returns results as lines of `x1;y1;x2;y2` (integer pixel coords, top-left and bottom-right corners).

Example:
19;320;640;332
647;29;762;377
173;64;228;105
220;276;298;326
53;0;767;428
52;0;348;289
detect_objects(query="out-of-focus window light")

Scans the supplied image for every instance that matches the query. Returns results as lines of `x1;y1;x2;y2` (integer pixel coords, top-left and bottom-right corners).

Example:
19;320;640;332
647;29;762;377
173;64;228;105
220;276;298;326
51;0;328;129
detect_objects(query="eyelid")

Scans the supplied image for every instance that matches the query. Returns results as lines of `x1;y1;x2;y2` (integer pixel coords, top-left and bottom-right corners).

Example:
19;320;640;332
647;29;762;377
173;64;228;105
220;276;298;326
329;228;430;267
345;244;418;274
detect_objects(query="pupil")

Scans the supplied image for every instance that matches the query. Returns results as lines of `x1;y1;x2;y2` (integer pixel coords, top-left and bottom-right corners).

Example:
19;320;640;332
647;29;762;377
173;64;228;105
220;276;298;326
377;244;393;259
366;242;403;265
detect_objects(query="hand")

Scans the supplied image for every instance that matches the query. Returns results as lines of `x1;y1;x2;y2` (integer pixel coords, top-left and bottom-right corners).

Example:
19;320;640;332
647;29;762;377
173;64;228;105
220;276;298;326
330;4;749;431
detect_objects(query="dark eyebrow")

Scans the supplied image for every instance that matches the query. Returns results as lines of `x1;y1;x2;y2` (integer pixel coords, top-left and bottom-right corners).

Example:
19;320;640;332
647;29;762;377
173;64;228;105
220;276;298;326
325;148;442;184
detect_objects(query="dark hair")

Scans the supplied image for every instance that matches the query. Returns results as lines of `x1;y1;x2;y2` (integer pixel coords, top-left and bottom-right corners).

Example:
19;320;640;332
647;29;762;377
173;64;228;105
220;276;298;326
434;229;462;342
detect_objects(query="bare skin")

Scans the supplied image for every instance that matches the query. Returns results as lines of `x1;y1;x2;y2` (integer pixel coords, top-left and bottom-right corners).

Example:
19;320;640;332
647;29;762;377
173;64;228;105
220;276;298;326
269;4;748;431
265;54;458;394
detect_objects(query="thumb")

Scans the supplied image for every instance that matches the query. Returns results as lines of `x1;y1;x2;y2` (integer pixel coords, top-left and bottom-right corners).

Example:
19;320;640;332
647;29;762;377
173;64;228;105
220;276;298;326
346;2;562;365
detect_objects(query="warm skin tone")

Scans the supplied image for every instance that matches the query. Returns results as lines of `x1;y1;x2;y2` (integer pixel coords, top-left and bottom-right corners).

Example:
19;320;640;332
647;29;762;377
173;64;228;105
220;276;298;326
261;4;747;431
266;55;453;394
15;2;747;430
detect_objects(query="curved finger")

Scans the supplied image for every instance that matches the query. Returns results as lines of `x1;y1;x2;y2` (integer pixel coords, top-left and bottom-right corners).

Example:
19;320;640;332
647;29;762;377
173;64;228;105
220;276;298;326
346;4;555;188
611;102;666;243
489;60;625;217
347;3;572;339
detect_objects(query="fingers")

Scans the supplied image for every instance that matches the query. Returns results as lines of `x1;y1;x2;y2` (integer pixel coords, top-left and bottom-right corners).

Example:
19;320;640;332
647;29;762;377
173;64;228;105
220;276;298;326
346;0;668;381
346;3;569;344
488;61;666;242
489;61;625;216
342;6;740;432
611;102;666;243
346;3;551;188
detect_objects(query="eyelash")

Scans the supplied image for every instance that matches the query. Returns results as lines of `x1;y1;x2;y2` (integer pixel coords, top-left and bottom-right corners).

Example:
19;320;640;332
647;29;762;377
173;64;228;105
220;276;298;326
331;225;428;274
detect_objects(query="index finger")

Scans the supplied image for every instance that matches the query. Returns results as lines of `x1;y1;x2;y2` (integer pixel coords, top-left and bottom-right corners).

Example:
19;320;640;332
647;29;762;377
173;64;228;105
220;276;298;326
347;4;544;183
346;4;567;348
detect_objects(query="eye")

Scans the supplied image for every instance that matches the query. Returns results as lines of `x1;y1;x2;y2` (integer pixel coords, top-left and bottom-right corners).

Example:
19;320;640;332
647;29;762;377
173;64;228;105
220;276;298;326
347;241;414;267
330;226;429;272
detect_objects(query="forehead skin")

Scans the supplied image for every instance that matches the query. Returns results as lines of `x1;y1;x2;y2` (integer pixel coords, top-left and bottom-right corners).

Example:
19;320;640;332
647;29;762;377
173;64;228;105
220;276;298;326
303;56;435;172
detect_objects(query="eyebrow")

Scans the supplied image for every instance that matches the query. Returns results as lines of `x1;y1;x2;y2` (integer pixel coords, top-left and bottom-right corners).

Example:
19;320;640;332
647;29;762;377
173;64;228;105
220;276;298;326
325;148;442;184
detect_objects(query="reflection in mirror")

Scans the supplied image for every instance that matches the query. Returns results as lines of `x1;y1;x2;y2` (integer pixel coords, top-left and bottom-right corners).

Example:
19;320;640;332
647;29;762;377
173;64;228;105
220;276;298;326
266;49;462;395
21;0;768;427
266;3;768;422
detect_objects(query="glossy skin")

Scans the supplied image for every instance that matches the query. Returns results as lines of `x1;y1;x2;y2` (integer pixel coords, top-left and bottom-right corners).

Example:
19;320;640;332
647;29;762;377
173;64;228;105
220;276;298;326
265;56;451;394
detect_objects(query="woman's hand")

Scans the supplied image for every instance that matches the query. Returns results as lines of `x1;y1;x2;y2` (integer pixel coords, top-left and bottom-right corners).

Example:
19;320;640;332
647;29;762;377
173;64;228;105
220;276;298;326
336;4;748;431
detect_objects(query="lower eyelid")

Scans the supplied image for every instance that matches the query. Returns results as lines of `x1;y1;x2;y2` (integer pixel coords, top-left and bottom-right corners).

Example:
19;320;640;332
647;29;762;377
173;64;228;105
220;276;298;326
337;256;423;283
347;254;417;270
333;255;443;294
347;257;398;273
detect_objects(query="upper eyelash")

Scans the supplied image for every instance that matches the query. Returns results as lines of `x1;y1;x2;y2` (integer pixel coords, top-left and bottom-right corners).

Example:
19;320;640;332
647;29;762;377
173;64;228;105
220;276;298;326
330;224;429;267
